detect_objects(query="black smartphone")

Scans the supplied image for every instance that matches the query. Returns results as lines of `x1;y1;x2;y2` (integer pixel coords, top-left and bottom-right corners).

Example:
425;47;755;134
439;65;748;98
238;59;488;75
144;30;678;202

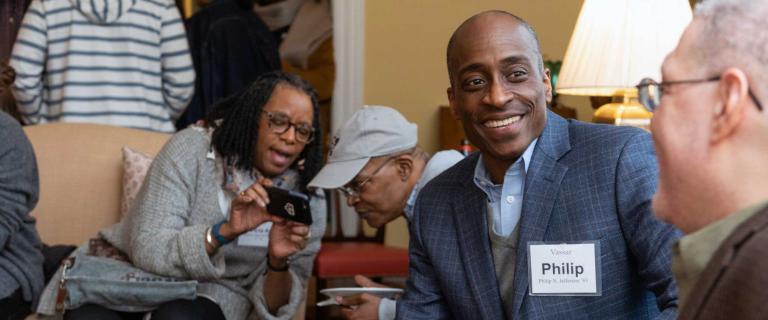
265;187;313;225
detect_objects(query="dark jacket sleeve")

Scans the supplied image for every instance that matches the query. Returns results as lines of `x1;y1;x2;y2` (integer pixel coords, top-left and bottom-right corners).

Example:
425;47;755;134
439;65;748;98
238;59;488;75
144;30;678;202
614;131;681;320
395;198;451;319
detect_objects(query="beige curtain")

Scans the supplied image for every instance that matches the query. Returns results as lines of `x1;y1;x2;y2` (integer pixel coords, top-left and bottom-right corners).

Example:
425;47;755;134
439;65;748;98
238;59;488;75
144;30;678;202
330;0;365;237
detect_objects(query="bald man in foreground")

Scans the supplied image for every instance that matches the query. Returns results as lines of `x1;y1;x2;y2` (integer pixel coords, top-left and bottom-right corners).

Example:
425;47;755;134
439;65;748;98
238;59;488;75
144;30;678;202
396;11;680;319
643;0;768;319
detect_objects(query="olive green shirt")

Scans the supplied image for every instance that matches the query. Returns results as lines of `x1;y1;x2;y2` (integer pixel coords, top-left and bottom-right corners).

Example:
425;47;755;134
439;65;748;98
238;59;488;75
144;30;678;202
672;200;768;308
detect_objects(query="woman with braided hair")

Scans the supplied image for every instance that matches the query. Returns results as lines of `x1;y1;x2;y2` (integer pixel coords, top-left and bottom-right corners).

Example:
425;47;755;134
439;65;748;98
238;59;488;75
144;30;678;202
57;71;326;320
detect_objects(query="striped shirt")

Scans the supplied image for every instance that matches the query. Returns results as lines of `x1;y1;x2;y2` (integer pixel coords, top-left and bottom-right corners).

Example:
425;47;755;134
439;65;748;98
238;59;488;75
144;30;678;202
10;0;195;132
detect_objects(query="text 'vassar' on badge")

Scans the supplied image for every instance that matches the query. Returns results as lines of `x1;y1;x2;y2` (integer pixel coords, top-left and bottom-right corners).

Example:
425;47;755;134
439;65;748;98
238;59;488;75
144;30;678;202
527;241;601;296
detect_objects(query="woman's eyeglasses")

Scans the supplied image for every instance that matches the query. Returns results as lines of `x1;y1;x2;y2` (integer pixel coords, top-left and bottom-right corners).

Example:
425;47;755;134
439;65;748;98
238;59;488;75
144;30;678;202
263;111;315;144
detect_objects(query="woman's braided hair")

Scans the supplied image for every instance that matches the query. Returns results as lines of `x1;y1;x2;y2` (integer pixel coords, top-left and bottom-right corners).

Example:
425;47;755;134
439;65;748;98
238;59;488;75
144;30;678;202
204;71;322;193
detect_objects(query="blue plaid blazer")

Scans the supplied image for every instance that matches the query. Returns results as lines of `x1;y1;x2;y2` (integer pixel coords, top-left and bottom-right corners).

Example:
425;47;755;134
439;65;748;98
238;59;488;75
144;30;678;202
396;111;680;320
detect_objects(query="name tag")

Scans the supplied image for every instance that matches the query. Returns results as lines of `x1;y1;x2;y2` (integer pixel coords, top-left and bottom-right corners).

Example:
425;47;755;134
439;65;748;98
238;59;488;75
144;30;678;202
236;223;272;247
527;241;601;296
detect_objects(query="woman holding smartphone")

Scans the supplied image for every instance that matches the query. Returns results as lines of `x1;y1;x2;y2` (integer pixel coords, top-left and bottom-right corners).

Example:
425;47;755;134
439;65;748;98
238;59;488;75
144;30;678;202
63;71;326;320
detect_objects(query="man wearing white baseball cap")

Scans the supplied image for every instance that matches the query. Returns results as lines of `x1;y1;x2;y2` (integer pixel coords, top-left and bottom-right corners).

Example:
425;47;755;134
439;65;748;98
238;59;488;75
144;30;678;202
308;105;463;320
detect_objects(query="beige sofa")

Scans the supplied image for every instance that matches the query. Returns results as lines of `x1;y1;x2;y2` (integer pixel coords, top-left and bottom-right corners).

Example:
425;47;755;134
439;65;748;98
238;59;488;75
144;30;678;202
25;123;169;245
24;123;306;319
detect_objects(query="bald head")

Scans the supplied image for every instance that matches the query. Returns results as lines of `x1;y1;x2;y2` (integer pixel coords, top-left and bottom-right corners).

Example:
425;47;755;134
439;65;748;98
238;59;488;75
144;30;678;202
446;11;543;85
691;0;768;96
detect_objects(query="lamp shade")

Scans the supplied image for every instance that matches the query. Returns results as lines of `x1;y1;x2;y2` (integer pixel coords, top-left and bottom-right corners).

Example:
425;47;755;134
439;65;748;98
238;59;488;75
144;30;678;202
556;0;692;96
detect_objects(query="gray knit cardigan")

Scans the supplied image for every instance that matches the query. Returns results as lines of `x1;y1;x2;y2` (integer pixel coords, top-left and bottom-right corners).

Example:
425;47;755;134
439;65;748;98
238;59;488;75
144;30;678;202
38;128;327;320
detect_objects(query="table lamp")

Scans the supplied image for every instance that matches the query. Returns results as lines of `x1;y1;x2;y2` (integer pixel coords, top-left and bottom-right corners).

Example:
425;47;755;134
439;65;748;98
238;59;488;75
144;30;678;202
556;0;692;128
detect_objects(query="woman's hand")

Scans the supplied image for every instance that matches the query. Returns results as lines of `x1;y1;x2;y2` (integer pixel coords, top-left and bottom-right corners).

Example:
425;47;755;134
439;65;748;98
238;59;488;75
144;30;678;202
219;178;278;240
262;217;310;313
267;219;310;264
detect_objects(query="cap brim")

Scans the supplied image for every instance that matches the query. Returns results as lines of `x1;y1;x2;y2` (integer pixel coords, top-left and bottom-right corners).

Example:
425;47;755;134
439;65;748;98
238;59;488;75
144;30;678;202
308;157;370;189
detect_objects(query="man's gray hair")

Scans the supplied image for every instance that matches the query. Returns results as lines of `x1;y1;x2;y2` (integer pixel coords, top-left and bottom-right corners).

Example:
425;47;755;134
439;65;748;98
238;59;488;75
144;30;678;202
693;0;768;97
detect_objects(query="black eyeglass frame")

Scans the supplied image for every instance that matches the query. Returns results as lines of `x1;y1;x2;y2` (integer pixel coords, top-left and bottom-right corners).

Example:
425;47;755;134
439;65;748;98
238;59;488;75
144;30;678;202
636;76;764;112
338;157;394;199
262;110;315;144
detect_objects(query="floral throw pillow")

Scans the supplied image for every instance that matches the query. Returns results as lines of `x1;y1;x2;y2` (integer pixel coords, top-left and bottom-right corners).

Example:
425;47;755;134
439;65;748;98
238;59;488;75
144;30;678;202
121;146;153;218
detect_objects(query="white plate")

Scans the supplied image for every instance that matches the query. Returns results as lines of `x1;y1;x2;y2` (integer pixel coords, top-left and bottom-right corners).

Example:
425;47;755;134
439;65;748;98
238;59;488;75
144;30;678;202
320;287;404;299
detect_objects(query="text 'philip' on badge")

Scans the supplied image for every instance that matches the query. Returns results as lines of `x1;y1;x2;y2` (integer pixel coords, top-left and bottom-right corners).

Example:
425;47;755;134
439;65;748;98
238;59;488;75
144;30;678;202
527;241;601;296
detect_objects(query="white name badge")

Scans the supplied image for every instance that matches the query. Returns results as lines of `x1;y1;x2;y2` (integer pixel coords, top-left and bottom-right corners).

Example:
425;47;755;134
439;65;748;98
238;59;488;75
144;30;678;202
236;223;272;247
527;241;601;296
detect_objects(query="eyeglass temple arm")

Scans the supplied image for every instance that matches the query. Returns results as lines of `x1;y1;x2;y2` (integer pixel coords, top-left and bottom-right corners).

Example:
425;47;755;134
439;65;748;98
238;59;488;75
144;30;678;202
749;89;764;111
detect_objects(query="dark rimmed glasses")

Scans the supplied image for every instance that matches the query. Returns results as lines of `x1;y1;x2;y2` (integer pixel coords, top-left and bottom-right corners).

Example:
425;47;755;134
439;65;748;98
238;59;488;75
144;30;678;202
263;111;315;144
338;157;394;198
636;76;764;112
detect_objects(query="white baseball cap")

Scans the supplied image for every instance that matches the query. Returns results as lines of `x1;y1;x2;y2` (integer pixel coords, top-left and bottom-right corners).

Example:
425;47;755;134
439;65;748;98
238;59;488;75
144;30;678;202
308;106;418;189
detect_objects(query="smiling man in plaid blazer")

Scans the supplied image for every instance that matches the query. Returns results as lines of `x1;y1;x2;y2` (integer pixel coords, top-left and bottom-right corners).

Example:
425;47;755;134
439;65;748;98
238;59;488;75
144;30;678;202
396;11;681;320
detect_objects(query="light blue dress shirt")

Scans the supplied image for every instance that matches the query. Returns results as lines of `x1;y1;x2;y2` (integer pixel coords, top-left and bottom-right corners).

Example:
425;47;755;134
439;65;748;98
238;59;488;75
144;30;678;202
472;139;537;236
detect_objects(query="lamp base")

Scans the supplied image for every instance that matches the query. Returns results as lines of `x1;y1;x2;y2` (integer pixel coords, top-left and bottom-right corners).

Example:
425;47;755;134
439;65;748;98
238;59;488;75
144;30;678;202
592;94;653;130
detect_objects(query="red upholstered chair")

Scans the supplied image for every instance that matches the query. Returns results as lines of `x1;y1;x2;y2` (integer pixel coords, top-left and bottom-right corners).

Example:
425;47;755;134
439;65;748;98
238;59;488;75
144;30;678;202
314;241;409;279
312;193;409;313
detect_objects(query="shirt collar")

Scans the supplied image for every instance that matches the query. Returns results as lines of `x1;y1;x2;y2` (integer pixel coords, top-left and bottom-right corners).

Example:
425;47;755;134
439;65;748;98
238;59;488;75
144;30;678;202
404;150;464;220
473;138;538;193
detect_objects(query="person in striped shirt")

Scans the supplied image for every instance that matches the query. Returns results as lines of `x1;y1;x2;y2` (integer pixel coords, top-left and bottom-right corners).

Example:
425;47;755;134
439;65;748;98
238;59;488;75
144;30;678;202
10;0;195;133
